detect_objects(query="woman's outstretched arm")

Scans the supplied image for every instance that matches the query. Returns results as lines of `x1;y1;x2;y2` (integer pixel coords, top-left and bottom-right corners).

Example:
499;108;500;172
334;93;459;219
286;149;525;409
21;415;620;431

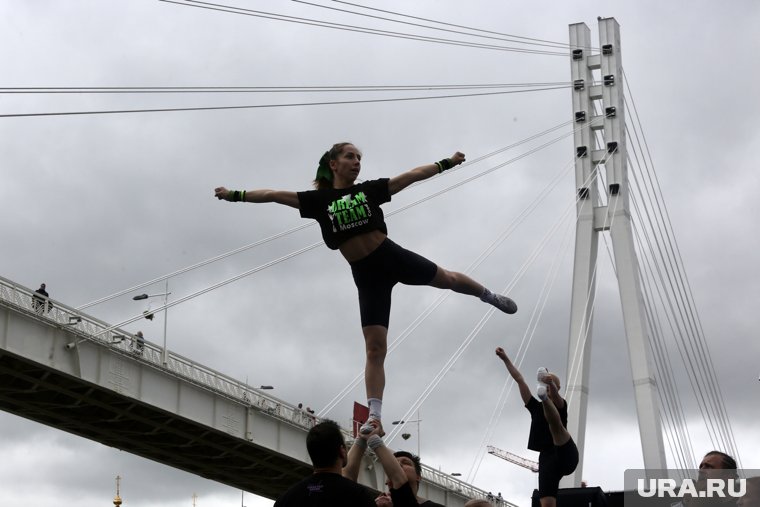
495;346;533;404
387;151;465;195
214;187;300;209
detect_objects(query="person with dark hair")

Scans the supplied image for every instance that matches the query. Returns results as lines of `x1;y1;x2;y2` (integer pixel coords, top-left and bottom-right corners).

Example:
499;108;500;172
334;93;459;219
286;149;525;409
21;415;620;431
32;283;51;313
374;450;445;506
495;346;578;507
699;451;738;477
215;143;518;435
681;451;741;507
275;419;374;506
275;419;419;507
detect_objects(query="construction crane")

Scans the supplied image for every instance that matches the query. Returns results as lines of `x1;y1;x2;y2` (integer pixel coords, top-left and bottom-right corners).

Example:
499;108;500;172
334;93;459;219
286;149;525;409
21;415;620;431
487;445;539;472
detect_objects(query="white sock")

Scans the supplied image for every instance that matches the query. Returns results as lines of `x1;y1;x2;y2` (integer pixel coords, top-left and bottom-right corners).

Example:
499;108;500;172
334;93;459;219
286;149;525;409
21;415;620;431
368;398;383;420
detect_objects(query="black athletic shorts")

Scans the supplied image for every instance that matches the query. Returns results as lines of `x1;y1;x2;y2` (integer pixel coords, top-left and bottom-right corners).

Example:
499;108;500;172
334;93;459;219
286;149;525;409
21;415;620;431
349;238;438;328
537;438;579;498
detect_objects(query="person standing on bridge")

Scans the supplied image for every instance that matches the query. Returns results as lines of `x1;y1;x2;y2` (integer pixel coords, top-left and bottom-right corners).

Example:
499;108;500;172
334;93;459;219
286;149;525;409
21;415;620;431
215;143;518;436
495;346;578;507
133;331;145;355
32;283;52;313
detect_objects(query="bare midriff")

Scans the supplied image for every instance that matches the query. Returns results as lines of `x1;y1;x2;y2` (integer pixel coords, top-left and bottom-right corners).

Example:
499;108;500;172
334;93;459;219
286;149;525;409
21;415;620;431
338;229;387;262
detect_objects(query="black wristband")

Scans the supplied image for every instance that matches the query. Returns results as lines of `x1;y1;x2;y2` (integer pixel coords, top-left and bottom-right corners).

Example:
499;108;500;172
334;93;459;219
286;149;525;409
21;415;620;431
436;158;453;173
232;190;241;202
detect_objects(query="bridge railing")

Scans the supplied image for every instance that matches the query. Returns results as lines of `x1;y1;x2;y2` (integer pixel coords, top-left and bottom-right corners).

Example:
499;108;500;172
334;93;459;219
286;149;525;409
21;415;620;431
421;467;515;506
0;276;506;504
0;276;301;426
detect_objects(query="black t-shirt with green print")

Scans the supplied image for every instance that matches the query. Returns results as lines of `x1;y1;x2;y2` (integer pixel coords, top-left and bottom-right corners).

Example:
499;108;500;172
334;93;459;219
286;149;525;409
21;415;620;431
297;178;392;250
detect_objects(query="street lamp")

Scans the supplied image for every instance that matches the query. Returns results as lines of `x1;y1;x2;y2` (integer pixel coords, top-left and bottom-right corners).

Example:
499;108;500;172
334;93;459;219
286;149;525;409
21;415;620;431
132;279;171;365
392;411;422;456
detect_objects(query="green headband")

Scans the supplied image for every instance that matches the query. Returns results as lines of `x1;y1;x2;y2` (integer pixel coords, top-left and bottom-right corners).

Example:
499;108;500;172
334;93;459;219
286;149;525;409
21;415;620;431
315;151;333;182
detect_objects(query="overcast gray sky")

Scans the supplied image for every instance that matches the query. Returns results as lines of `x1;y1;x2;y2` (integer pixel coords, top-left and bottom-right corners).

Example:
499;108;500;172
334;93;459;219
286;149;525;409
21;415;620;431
2;1;759;506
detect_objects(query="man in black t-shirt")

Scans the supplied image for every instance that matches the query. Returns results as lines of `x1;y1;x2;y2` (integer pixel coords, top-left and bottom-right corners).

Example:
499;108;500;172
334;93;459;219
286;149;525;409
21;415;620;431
275;420;419;507
274;419;375;507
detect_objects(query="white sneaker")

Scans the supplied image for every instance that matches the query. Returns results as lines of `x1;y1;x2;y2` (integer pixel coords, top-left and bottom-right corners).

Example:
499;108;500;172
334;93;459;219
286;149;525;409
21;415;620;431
536;367;549;401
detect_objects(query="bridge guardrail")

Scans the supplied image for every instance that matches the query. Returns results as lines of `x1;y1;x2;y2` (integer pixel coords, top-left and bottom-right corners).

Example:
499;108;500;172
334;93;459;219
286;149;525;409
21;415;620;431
0;276;297;424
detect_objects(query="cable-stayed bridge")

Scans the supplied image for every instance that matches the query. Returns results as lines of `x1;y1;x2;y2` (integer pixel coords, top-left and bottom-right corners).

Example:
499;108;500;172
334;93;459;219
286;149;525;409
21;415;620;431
0;9;745;506
0;276;511;506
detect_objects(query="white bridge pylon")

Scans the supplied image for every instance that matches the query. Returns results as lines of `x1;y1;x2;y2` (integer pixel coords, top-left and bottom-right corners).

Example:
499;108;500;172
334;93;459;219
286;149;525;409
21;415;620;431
564;17;667;486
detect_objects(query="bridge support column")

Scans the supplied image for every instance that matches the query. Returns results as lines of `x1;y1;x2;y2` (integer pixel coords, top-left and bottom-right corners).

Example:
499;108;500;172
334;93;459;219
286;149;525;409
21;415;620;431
563;18;666;487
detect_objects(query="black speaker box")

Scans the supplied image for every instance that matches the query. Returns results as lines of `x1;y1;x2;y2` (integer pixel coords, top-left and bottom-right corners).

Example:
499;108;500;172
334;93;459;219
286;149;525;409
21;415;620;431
532;487;609;507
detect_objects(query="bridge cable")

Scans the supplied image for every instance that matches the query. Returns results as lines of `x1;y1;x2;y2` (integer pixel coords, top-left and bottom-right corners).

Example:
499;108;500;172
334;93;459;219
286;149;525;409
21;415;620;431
629;78;735;464
625;121;702;468
0;84;570;119
628;167;695;470
0;82;572;94
629;189;696;472
162;0;568;56
294;0;583;52
624;73;741;464
330;0;599;51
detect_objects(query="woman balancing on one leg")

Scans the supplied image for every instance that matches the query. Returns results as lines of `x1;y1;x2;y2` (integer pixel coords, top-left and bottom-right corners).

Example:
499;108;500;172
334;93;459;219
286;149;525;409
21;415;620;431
214;143;518;434
495;347;578;507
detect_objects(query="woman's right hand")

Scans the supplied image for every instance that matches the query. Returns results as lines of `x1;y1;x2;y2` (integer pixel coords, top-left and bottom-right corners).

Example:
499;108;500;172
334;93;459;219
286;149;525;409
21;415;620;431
495;346;509;361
